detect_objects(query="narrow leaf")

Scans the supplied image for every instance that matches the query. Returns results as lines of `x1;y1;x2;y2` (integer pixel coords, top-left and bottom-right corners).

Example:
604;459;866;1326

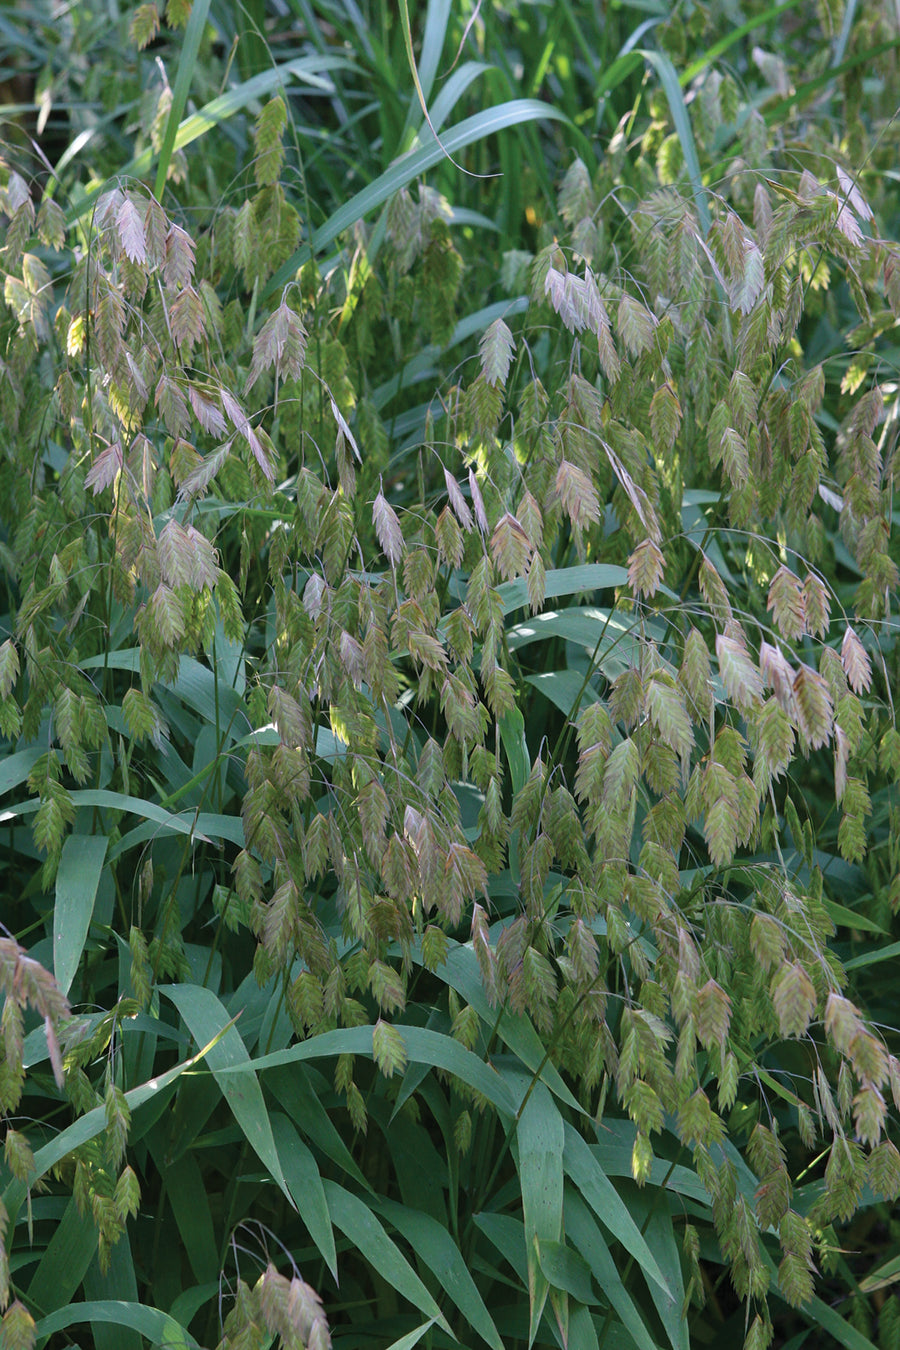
271;1114;337;1280
324;1182;451;1332
54;834;108;996
518;1083;564;1346
164;985;291;1204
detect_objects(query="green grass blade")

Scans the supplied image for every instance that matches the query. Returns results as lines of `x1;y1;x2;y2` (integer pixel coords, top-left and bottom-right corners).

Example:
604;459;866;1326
65;56;351;224
34;1301;198;1348
233;0;268;81
271;1112;338;1280
517;1082;564;1346
262;99;568;297
498;706;529;797
679;0;804;84
372;297;528;410
107;812;243;863
844;939;900;971
384;1325;436;1350
562;1124;671;1299
268;1063;371;1190
800;1299;879;1350
499;705;529;884
154;0;213;199
3;790;241;851
397;0;464;173
26;1196;97;1315
80;649;248;742
758;1239;880;1350
162;56;350;159
374;1197;504;1350
2;1044;213;1225
164;984;291;1204
589;1119;715;1205
833;0;860;66
0;744;44;794
823;899;886;934
169;1284;218;1333
473;1211;529;1286
637;48;710;234
412;61;491;141
323;1181;452;1332
565;1189;663;1350
82;1239;143;1350
495;563;628;617
147;1144;219;1284
596;49;644;101
401;0;453;141
525;670;602;717
569;1303;601;1350
53;833;107;995
861;1252;900;1294
431;942;584;1112
642;1202;688;1350
535;1238;595;1303
762;38;900;124
219;1023;518;1117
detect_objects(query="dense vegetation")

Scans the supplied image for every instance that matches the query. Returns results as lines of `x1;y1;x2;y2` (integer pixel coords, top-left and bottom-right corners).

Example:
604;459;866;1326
1;1;900;1347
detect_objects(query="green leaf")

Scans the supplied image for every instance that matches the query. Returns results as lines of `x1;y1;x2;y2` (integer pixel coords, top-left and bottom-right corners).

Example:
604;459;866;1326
26;1197;97;1316
168;1285;218;1335
504;606;666;683
53;833;107;995
822;899;886;934
536;1238;595;1304
525;669;602;717
268;1064;371;1192
565;1190;663;1350
401;0;454;133
845;940;900;972
145;1142;218;1285
1;790;241;852
424;941;583;1113
108;810;243;863
384;1325;437;1350
73;59;351;226
641;1199;689;1350
374;1198;504;1350
324;1182;451;1332
680;0;804;83
760;1240;879;1350
263;100;569;296
3;1050;199;1219
270;1113;338;1280
499;706;529;796
154;0;213;198
79;650;247;746
0;745;44;795
638;48;710;233
860;1252;900;1293
219;1023;518;1117
517;1083;564;1346
562;1125;671;1299
796;1301;878;1350
34;1301;198;1349
473;1212;530;1288
164;985;291;1203
82;1239;143;1350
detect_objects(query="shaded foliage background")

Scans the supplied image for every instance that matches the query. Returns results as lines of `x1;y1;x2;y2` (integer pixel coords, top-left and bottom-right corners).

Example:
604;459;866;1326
1;1;900;1349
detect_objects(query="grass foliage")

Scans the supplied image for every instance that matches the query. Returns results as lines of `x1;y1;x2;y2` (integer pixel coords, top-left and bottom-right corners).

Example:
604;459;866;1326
2;1;900;1348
